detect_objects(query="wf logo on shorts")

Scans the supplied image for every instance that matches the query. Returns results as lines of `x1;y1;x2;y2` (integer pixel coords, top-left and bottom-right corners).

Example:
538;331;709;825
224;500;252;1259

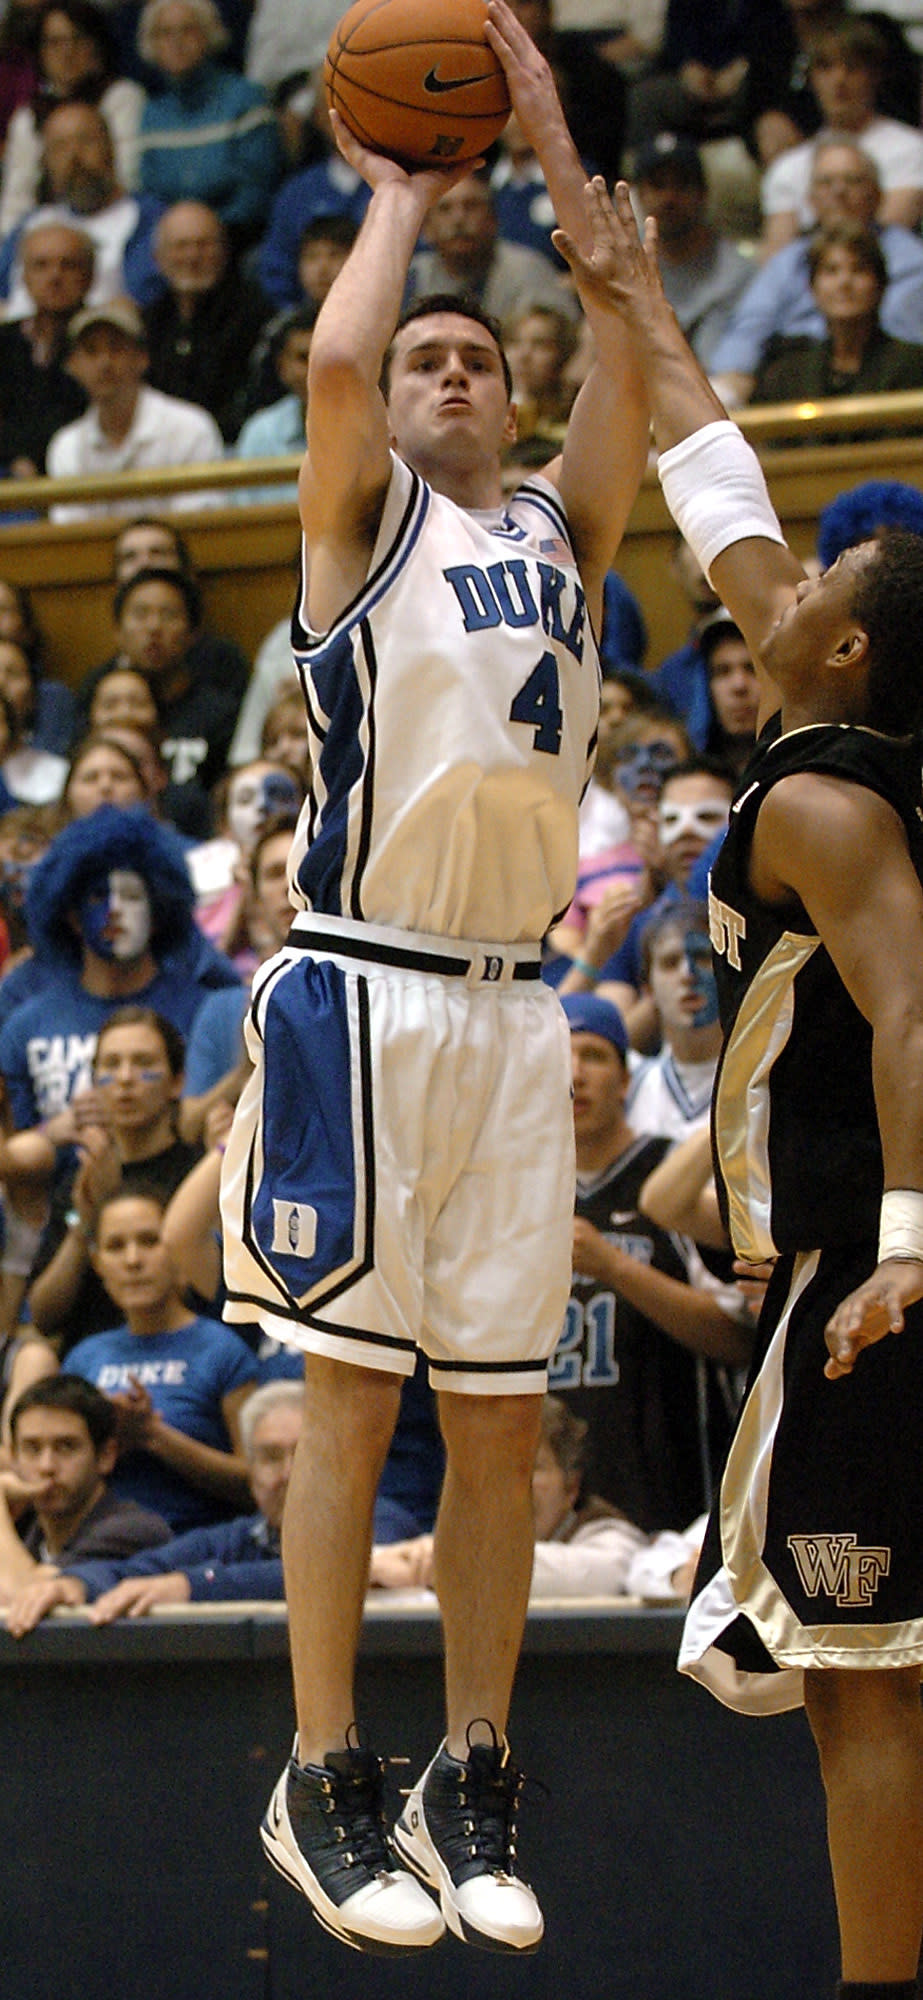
272;1199;317;1259
788;1533;891;1607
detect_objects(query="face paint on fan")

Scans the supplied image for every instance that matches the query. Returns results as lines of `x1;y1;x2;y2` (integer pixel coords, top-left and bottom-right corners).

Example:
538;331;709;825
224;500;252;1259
226;770;299;851
682;928;719;1027
78;868;152;962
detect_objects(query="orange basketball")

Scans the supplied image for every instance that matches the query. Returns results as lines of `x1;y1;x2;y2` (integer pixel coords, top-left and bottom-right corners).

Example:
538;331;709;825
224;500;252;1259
324;0;511;169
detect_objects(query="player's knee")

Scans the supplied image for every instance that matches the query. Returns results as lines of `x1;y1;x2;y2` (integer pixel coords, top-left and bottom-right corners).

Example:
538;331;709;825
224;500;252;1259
805;1665;923;1760
439;1391;542;1489
302;1354;403;1448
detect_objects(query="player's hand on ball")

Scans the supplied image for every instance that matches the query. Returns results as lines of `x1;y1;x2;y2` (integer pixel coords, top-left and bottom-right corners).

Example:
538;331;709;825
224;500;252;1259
824;1257;923;1378
330;108;483;203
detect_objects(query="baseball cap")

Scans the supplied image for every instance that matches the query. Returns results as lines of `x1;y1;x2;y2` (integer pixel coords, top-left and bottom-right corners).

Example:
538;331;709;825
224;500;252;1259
633;133;706;188
560;992;629;1056
66;297;146;349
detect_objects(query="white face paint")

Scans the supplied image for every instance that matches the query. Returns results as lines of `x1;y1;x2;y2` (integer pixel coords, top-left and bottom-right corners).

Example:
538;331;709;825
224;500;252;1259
657;798;730;848
226;768;298;854
106;870;152;961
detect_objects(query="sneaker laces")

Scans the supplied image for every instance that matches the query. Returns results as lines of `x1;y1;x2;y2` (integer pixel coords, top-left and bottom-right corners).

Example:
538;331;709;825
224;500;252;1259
457;1721;528;1877
319;1730;393;1877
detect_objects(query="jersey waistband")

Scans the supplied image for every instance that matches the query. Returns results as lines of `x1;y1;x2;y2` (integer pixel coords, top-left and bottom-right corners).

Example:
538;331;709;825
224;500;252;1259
286;911;542;985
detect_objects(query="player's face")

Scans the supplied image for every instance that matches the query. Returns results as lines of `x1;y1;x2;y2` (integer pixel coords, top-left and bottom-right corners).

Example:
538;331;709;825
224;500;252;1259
92;1020;179;1134
531;1437;579;1540
13;1408;110;1520
647;924;718;1037
570;1031;628;1145
93;1195;177;1315
763;542;876;690
386;313;516;473
247;1401;302;1530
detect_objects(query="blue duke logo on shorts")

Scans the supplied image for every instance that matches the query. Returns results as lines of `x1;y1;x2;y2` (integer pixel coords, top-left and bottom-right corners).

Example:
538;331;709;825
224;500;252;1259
272;1199;317;1259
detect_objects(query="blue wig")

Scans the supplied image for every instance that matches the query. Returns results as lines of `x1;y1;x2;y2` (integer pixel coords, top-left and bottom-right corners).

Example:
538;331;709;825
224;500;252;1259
817;480;923;570
26;806;195;966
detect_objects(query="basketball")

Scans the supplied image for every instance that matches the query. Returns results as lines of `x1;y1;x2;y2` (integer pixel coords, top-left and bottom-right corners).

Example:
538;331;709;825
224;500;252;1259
324;0;511;169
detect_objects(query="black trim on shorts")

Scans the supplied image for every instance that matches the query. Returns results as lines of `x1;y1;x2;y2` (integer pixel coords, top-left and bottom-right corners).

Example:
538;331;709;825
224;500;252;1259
286;923;542;981
224;1288;417;1356
427;1354;549;1376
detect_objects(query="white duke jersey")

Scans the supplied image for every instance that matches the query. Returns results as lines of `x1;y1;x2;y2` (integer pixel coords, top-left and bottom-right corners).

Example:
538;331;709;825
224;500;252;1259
288;453;601;944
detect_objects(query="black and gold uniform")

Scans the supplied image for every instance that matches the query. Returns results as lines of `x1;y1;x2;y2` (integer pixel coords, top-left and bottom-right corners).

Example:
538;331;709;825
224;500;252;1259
680;721;923;1713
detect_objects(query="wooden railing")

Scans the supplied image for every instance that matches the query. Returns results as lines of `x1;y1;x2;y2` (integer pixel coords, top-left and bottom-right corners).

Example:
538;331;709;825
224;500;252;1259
0;390;921;686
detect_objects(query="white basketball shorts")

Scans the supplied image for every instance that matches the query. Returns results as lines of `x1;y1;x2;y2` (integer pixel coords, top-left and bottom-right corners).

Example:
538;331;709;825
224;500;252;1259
220;913;576;1394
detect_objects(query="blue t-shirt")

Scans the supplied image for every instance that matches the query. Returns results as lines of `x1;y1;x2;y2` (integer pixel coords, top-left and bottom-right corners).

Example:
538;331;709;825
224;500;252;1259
0;961;237;1127
66;1314;258;1531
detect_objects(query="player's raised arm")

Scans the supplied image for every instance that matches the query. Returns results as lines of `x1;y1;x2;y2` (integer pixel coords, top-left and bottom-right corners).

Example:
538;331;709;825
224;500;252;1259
299;123;476;613
485;0;648;623
552;177;806;726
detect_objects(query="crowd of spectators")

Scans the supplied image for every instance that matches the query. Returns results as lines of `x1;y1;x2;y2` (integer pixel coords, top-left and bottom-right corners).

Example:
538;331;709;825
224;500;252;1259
0;0;923;1633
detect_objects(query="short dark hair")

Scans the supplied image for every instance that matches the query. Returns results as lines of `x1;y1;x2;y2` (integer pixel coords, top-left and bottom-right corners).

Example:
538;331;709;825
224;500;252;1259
383;293;513;399
660;754;736;793
92;1182;169;1244
807;219;887;292
853;528;923;734
113;565;202;630
298;213;359;254
113;517;192;574
811;18;886;77
94;1004;185;1078
269;303;316;363
10;1372;118;1453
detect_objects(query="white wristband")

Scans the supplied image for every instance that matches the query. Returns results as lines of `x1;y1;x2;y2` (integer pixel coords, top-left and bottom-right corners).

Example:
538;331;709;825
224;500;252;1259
878;1189;923;1263
658;420;787;582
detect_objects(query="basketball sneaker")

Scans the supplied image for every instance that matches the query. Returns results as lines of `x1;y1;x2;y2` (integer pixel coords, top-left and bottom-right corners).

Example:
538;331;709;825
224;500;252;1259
261;1739;445;1954
392;1727;544;1952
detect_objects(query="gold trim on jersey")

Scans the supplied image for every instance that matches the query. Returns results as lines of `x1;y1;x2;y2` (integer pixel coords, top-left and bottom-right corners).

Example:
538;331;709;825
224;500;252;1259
716;1250;923;1671
714;930;820;1262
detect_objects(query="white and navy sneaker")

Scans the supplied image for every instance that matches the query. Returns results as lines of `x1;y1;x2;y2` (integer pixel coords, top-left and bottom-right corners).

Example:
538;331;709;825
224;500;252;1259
392;1728;544;1953
261;1739;445;1955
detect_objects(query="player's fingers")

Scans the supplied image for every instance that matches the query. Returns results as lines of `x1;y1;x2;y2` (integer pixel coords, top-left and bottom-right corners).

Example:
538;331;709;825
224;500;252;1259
550;226;584;276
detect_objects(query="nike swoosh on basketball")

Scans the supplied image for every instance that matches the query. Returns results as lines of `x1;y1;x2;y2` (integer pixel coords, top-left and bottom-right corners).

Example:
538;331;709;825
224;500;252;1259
423;66;497;92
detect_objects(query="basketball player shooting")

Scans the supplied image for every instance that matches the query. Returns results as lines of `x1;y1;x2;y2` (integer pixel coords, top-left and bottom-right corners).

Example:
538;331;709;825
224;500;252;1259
552;176;923;2000
219;0;648;1959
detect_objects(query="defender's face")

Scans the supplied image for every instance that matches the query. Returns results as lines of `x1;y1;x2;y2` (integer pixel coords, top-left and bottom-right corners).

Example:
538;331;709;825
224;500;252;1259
764;542;876;687
386;313;515;472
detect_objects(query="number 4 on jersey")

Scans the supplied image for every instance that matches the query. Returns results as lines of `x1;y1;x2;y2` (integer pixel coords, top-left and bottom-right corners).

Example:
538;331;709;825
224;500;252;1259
509;649;563;754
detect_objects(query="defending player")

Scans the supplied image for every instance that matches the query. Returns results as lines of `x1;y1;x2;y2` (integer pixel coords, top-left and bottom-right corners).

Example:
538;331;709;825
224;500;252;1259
553;177;923;2000
218;2;649;1959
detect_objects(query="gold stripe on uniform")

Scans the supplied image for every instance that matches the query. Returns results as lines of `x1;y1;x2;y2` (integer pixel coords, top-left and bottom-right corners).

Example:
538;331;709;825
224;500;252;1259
714;930;820;1263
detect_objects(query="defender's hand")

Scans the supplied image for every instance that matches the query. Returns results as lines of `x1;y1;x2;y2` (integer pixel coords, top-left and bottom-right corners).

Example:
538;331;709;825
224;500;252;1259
824;1258;923;1378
